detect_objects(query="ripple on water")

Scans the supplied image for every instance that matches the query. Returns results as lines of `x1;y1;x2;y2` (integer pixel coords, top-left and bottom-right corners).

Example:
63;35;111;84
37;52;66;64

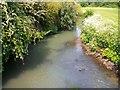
3;26;118;88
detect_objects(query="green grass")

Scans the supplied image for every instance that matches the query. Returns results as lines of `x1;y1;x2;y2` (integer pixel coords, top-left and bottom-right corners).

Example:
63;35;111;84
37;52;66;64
82;7;118;23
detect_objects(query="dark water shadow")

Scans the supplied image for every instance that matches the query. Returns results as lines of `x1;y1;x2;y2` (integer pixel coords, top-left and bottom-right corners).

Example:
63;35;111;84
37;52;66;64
2;40;50;86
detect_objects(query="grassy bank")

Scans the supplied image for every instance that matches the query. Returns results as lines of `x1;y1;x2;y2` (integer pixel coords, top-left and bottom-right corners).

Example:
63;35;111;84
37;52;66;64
82;7;118;23
81;7;119;67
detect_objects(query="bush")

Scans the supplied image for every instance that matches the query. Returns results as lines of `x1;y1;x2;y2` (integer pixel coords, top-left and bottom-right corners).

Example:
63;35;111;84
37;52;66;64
81;33;89;44
76;3;83;16
81;13;120;65
43;24;58;34
60;2;78;30
2;3;43;63
87;41;98;52
44;2;61;32
80;2;89;7
84;9;94;18
102;48;120;64
1;2;82;71
81;25;96;44
80;2;118;8
95;35;108;48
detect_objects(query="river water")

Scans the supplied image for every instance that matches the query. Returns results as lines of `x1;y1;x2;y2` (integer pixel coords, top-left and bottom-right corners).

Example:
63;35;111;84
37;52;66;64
3;20;118;88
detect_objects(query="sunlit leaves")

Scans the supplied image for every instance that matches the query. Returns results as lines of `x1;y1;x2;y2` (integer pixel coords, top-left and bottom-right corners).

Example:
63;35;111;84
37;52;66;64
81;13;120;64
2;2;43;63
60;2;78;30
1;2;82;71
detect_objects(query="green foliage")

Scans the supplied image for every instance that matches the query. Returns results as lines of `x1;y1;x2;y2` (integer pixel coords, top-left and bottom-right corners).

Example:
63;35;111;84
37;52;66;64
81;33;89;44
60;2;78;30
102;48;120;64
84;9;94;18
76;3;83;16
81;13;120;65
43;24;58;34
95;34;108;48
2;2;82;71
43;2;61;33
20;2;47;30
80;2;89;7
81;26;96;44
80;2;118;8
2;3;43;63
82;7;118;23
45;2;61;25
87;41;98;52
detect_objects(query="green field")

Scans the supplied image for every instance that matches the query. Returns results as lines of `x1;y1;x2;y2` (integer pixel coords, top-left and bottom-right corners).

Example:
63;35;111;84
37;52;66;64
82;7;118;23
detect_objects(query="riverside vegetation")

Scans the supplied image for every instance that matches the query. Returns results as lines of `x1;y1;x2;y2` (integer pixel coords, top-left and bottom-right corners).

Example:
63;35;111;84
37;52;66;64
1;2;120;72
1;2;82;71
81;8;120;69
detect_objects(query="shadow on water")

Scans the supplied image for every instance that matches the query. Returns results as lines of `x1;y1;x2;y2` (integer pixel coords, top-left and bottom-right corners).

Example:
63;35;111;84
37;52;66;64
2;17;118;88
0;44;2;89
2;40;50;86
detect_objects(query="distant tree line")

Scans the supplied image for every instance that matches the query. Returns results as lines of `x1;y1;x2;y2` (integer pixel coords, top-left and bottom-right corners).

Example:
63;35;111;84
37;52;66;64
80;2;118;8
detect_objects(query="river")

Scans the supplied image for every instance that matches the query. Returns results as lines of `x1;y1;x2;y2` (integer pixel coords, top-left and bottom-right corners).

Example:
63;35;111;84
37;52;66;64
3;19;118;88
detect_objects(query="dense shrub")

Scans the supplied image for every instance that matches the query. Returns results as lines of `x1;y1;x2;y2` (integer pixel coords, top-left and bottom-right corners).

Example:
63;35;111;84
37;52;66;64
1;2;82;71
80;2;118;8
84;9;94;18
80;2;89;7
76;3;83;16
60;2;78;30
43;2;61;33
102;48;120;64
95;34;108;48
2;3;44;63
81;13;120;65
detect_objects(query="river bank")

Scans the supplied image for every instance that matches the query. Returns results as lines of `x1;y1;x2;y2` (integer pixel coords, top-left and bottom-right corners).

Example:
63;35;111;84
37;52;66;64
3;30;118;88
80;38;118;74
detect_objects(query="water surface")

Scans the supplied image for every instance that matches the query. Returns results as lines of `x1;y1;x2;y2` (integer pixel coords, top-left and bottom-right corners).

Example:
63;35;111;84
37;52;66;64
3;20;118;88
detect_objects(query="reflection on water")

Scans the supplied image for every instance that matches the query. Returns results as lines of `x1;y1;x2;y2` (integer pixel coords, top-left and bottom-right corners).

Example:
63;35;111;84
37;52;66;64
76;27;81;38
76;43;81;52
3;20;118;88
